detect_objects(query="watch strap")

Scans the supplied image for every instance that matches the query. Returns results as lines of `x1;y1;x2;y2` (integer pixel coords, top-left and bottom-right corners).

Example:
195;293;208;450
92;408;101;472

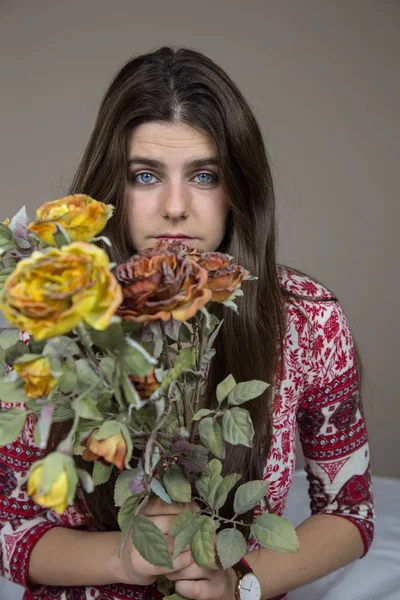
232;557;253;599
232;557;253;576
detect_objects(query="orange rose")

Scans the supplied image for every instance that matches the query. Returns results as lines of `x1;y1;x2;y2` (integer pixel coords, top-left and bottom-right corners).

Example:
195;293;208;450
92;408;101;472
115;247;211;323
82;428;127;471
196;252;249;302
130;371;160;399
150;242;249;303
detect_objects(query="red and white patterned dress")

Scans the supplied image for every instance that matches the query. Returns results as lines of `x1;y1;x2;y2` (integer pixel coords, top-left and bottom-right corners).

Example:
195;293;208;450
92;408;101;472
0;267;375;600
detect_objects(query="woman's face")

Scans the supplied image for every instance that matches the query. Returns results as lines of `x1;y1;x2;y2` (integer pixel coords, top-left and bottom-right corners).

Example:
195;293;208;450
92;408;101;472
125;121;230;252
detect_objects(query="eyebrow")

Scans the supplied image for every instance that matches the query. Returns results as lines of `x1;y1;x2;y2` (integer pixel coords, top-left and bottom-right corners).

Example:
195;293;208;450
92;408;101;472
127;156;220;170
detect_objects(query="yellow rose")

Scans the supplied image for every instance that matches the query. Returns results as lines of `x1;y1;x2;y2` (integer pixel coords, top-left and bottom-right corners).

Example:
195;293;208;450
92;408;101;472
2;218;10;226
27;464;69;514
0;242;123;340
82;428;128;471
14;356;59;398
28;194;113;245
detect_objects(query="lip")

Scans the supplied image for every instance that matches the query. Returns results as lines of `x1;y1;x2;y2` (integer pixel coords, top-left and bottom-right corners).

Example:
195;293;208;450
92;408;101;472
155;234;195;239
154;235;196;243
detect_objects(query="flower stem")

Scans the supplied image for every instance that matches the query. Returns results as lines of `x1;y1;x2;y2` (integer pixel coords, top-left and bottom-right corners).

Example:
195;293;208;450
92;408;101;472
190;315;205;442
159;320;172;369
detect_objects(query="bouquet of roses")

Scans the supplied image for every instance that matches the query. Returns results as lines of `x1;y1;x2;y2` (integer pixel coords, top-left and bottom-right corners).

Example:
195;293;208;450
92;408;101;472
0;195;298;599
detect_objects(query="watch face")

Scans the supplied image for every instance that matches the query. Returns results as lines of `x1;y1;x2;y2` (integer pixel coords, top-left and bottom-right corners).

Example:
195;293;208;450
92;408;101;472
238;573;262;600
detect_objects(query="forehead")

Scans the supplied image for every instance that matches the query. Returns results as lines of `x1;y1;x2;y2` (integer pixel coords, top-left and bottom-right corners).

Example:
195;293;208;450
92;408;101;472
128;121;217;157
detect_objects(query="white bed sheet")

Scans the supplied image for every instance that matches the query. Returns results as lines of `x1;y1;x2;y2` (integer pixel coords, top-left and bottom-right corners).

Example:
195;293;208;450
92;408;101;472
285;471;400;600
1;472;399;600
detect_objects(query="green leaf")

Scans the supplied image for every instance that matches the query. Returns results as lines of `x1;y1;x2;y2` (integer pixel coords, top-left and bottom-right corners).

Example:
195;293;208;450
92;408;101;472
99;356;116;385
90;322;125;350
115;470;137;507
178;322;192;343
203;313;220;337
94;420;121;440
118;495;139;537
131;514;173;569
233;480;270;515
164;593;191;600
43;336;80;358
174;347;196;370
13;353;42;365
196;459;223;507
122;373;146;408
92;461;113;486
222;408;254;447
216;528;247;569
169;508;198;537
163;464;191;503
5;341;31;366
0;380;30;404
77;468;94;494
169;508;199;556
216;374;237;404
0;223;14;242
250;513;300;553
123;337;157;376
64;455;79;504
0;407;26;446
36;405;54;449
52;404;75;423
221;298;239;313
212;472;242;511
199;417;225;459
228;380;270;405
191;516;218;569
150;478;172;504
192;408;214;421
58;359;77;394
76;359;101;390
72;395;103;421
161;347;197;392
206;317;224;353
39;451;65;494
120;424;133;467
0;329;21;350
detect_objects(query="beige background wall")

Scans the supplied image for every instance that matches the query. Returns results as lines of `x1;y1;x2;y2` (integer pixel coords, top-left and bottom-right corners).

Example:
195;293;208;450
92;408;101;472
1;1;398;477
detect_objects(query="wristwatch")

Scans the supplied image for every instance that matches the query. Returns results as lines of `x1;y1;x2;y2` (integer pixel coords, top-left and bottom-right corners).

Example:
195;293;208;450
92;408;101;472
232;558;261;600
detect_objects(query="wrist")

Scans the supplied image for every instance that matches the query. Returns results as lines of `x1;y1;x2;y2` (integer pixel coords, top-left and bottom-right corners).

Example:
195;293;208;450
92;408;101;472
228;567;239;600
106;531;130;584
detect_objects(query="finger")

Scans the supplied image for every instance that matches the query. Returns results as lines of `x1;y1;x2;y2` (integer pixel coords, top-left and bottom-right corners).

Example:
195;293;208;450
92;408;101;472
165;561;207;581
140;497;199;516
170;549;195;573
145;515;176;534
175;578;205;599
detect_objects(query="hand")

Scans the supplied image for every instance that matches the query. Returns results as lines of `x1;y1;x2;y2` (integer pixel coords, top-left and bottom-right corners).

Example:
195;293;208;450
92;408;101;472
165;561;238;600
115;497;199;586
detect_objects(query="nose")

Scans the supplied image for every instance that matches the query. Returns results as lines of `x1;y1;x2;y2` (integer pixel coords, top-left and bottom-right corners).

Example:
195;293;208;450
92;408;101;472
160;182;190;220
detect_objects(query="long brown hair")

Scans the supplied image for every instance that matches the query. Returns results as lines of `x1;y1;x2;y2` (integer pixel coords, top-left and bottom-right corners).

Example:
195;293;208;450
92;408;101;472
67;46;285;534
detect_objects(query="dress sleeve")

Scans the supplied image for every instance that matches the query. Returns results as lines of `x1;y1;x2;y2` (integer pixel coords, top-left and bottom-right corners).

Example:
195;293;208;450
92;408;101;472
0;332;88;595
296;300;375;556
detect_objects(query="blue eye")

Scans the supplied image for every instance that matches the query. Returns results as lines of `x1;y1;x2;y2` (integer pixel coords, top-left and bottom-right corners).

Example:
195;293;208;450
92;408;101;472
194;173;217;185
131;171;218;186
136;172;156;185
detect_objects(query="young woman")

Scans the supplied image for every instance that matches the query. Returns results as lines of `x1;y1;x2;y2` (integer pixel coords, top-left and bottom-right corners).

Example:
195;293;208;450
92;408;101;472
0;46;374;600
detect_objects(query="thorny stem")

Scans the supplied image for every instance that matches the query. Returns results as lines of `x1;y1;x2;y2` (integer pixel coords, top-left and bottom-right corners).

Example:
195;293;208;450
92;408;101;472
191;496;249;528
159;320;172;369
77;324;103;379
144;404;172;476
190;315;205;442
